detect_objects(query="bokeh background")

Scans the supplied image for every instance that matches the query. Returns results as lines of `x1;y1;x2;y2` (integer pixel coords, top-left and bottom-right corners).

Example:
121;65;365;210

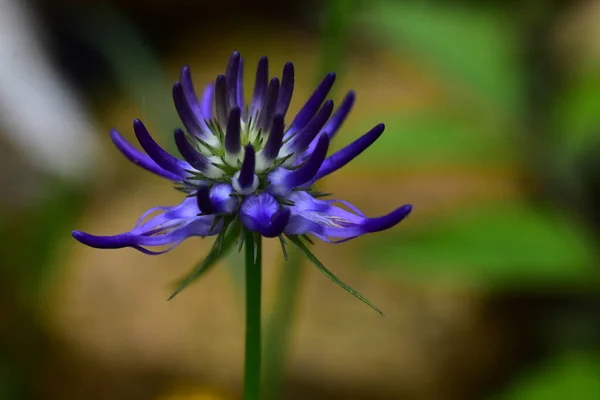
1;0;600;399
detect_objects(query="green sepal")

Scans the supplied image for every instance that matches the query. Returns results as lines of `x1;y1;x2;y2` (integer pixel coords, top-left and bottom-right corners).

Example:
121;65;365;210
286;235;384;316
168;221;241;300
278;235;288;261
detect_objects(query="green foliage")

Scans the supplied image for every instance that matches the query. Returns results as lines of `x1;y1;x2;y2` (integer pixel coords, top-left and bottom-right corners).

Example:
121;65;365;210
359;202;599;289
555;68;600;156
494;353;600;400
360;1;521;113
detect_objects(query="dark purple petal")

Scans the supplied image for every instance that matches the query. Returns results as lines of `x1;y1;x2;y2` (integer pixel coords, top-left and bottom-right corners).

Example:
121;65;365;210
237;57;245;116
262;114;284;161
267;135;329;195
174;129;210;172
314;123;385;181
179;66;205;119
237;144;256;189
225;107;242;156
288;99;334;153
200;83;214;119
304;91;355;156
323;90;355;140
275;62;294;117
215;74;228;126
287;72;335;136
196;185;213;214
133;119;190;176
240;193;290;237
250;56;268;118
363;205;412;233
110;129;182;181
226;52;241;110
257;77;280;131
173;82;209;139
284;134;329;188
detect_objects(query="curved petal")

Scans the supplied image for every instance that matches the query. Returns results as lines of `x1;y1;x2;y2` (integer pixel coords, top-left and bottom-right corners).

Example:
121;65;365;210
283;191;412;242
240;193;289;237
133;119;191;177
201;83;214;119
276;62;294;118
250;56;268;120
267;135;329;196
313;123;385;182
110;129;182;181
72;197;222;254
237;56;245;113
305;91;355;156
286;72;335;138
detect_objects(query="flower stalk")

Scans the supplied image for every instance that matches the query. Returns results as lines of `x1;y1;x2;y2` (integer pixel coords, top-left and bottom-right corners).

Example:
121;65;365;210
244;231;262;400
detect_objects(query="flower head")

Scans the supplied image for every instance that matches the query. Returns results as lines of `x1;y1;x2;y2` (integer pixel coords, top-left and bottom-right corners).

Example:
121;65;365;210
73;52;412;309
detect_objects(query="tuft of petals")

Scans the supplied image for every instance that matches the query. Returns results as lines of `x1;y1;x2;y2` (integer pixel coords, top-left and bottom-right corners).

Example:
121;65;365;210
283;191;412;242
72;197;222;254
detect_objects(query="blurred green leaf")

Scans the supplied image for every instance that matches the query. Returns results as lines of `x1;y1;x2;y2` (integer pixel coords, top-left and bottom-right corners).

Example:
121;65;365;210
493;353;600;400
360;1;521;112
555;68;600;155
360;202;599;288
337;110;516;167
0;179;87;292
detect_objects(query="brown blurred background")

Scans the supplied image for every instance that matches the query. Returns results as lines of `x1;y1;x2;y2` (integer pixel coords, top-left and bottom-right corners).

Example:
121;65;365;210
1;0;600;399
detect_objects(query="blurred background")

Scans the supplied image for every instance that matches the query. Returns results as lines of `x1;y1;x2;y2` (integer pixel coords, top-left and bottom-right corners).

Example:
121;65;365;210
1;0;600;398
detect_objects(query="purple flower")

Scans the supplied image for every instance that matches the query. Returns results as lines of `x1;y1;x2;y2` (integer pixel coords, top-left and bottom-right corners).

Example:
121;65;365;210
72;52;412;307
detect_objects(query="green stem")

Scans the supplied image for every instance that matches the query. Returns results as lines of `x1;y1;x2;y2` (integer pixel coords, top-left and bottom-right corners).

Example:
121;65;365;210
244;231;262;400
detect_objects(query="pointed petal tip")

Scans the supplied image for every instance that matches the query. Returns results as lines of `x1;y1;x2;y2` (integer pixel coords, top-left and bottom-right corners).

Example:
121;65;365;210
72;230;113;249
244;143;256;154
366;204;412;234
180;65;191;77
109;128;121;141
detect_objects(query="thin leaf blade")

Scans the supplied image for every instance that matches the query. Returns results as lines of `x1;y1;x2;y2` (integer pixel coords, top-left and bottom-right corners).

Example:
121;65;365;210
169;222;240;300
287;235;384;316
